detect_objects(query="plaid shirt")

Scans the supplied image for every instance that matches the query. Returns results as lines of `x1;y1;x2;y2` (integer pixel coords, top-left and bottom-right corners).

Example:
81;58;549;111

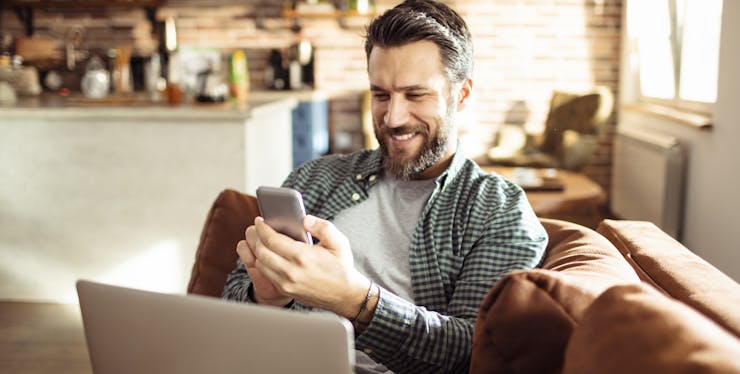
223;148;547;374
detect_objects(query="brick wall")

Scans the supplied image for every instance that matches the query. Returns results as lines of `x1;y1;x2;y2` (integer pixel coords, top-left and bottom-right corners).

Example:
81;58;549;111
1;0;621;192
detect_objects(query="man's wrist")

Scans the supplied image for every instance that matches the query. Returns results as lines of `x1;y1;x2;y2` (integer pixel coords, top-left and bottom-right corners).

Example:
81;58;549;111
352;281;380;332
247;283;294;308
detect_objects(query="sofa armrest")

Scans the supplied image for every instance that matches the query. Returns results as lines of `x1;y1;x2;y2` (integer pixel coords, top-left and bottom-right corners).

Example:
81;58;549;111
563;283;740;374
597;219;740;338
471;219;640;373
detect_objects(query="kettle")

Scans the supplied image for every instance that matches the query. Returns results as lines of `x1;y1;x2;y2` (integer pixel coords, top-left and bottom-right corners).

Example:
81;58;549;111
81;56;110;99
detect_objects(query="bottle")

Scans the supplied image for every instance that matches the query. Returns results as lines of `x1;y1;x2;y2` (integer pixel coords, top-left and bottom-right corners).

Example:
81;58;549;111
229;50;249;106
289;59;302;90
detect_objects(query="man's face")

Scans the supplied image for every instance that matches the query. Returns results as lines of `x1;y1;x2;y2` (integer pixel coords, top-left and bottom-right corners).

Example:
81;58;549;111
368;41;463;180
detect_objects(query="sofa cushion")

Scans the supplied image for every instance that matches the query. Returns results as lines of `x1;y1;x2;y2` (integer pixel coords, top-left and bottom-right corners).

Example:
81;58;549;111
471;219;639;374
597;219;740;338
540;219;640;285
563;283;740;374
187;189;259;297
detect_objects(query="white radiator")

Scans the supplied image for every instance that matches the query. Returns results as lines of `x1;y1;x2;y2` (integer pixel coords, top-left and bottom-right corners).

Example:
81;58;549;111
610;126;686;239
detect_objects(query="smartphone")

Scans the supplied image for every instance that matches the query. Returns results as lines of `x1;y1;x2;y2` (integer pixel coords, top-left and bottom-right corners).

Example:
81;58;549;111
256;186;313;244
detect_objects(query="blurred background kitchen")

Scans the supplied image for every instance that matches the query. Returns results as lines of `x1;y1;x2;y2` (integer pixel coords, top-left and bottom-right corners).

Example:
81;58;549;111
0;0;620;176
3;3;740;372
2;0;738;300
0;0;625;302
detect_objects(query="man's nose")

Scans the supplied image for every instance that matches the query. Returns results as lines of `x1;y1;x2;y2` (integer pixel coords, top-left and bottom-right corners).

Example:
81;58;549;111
384;96;410;128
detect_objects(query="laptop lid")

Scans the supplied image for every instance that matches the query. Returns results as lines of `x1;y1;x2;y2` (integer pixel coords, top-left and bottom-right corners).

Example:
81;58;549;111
76;280;355;374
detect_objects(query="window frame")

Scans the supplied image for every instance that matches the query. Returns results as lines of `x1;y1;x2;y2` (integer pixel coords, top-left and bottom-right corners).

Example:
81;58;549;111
626;0;722;117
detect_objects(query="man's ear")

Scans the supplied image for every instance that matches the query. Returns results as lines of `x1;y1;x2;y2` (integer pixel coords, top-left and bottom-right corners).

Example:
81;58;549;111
456;78;473;112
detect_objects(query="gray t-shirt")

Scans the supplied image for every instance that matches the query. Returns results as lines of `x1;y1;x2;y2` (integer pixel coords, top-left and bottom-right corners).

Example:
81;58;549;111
332;174;436;374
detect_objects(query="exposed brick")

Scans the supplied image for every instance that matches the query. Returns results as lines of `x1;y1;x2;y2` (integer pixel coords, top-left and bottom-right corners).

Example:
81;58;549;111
1;0;621;199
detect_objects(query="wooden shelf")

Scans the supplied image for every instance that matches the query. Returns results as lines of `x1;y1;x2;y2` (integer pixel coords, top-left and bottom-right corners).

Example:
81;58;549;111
280;7;376;29
281;9;376;19
4;0;162;8
5;0;162;36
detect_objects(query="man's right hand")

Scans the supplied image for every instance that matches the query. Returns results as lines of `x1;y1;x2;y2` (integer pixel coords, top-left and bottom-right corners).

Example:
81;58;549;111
236;224;294;307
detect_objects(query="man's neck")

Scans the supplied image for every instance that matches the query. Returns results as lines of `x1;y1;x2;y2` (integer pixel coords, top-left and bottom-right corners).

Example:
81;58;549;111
413;150;455;180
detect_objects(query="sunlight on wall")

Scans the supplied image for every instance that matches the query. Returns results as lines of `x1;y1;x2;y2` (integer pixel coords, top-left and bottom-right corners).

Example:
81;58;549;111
0;248;86;304
466;1;596;139
42;239;185;305
97;239;184;296
459;1;600;160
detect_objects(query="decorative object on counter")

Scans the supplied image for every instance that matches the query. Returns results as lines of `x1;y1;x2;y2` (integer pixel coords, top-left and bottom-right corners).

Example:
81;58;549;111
165;50;183;105
294;0;336;13
15;35;63;71
165;82;184;106
145;53;164;101
348;0;373;14
81;56;110;99
1;32;14;67
229;50;249;107
0;65;42;96
177;46;220;99
65;25;88;71
273;38;315;91
0;81;17;106
265;49;287;90
195;65;227;103
295;39;315;89
164;16;178;53
43;70;63;91
111;46;133;94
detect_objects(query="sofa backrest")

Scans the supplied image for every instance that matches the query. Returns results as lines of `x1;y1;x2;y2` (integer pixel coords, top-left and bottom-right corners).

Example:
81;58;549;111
597;219;740;338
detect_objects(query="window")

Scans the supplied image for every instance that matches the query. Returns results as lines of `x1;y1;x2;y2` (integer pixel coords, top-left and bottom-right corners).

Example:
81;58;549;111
627;0;723;109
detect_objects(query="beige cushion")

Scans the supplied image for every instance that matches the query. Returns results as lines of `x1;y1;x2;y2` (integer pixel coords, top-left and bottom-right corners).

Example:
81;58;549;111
563;283;740;374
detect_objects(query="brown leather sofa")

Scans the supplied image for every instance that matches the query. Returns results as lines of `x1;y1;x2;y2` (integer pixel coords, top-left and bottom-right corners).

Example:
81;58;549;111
188;189;740;374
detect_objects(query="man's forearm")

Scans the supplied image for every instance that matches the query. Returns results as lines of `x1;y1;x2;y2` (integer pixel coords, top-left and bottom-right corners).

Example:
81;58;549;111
355;286;473;374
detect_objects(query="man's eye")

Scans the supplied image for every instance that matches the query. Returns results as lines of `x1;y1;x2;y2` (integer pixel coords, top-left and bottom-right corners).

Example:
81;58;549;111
407;93;425;99
373;93;390;101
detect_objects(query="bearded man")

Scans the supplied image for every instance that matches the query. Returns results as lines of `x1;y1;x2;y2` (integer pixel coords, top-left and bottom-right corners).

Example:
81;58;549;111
223;1;547;373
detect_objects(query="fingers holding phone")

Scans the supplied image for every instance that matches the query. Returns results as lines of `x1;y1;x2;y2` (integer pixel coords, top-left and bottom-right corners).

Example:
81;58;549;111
237;223;293;307
239;186;315;307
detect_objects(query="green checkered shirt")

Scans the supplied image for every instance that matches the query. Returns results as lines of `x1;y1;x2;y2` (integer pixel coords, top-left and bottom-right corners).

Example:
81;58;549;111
223;148;547;374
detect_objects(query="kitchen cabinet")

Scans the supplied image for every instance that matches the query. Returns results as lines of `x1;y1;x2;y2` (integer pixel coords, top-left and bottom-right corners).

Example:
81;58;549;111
292;97;329;168
0;96;296;302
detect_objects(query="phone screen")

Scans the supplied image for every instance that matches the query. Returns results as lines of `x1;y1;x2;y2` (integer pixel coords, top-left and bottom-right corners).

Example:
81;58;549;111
256;186;313;244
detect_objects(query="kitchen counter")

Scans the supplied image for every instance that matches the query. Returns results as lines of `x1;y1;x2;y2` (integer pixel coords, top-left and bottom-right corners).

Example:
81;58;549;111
0;92;300;303
0;91;318;120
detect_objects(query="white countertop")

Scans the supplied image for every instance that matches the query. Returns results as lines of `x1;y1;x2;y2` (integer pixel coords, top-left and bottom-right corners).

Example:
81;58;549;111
0;90;324;121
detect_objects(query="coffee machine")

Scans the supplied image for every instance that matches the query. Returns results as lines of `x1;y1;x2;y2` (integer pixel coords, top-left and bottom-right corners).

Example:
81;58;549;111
265;40;314;90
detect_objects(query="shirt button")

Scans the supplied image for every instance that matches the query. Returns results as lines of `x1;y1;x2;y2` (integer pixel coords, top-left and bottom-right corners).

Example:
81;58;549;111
356;174;363;180
368;175;376;182
351;193;361;201
363;348;373;354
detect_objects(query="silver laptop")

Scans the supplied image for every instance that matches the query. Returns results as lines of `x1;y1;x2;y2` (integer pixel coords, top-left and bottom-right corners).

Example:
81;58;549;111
76;280;355;374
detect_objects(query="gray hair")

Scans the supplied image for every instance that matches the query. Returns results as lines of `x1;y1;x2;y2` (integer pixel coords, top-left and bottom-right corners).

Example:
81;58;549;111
364;0;474;85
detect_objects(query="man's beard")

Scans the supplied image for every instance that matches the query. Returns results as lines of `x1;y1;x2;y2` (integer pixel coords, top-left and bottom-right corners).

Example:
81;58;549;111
375;106;455;180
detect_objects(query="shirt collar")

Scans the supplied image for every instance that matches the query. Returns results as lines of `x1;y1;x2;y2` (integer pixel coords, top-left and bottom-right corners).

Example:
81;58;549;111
432;140;466;190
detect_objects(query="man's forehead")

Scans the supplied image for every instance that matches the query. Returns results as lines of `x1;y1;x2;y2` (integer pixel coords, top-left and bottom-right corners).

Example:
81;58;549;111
368;42;447;91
